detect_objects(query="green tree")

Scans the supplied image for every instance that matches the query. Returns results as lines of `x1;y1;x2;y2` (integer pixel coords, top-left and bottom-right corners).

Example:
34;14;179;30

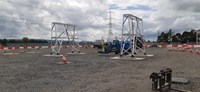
2;39;8;46
175;33;181;42
157;29;200;43
167;29;172;42
172;35;178;42
9;39;16;43
181;31;190;43
22;37;29;43
158;32;169;42
189;29;196;42
29;39;35;43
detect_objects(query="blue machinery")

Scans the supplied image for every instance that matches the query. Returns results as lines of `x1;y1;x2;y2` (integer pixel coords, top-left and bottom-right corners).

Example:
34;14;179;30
98;14;146;57
98;40;121;54
98;39;144;56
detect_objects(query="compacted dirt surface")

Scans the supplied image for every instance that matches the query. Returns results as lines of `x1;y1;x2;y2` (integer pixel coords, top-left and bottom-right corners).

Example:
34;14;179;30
0;47;200;92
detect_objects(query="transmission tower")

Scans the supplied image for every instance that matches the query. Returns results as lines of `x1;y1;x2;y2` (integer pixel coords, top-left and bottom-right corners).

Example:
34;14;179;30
157;30;160;43
107;10;114;42
50;22;80;55
120;14;146;57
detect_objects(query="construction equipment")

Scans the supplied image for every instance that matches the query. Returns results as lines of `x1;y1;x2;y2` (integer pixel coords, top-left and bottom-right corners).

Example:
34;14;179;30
150;68;172;92
97;39;144;54
150;68;191;92
98;40;121;54
97;14;146;56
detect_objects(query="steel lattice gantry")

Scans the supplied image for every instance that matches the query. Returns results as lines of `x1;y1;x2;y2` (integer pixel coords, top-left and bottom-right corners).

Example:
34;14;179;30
50;22;80;55
120;14;146;57
196;30;200;45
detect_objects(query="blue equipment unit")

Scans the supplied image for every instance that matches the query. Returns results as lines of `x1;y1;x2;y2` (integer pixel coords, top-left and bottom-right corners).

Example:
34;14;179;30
98;40;126;54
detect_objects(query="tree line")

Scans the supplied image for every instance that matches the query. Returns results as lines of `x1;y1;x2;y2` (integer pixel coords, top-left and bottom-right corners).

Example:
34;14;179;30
157;29;199;43
0;37;48;46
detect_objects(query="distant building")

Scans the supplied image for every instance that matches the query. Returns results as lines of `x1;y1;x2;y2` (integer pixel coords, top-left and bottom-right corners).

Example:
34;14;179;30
95;39;104;45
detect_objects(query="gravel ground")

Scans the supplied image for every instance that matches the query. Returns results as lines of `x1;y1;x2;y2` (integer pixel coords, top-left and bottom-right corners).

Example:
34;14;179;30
0;47;200;92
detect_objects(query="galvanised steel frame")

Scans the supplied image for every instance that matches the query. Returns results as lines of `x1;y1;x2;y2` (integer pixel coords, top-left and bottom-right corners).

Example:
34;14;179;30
50;22;80;55
120;14;146;57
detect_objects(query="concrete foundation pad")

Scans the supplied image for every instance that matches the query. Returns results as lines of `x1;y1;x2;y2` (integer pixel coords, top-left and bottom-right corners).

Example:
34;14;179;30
57;62;73;64
146;54;154;57
110;56;121;60
19;50;31;53
110;56;145;61
172;77;190;84
134;54;154;57
66;53;86;55
3;53;20;55
43;54;63;57
26;51;41;54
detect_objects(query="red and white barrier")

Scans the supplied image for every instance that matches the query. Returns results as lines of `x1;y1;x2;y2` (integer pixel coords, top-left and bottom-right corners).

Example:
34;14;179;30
0;45;95;51
31;46;35;48
165;43;200;56
161;44;200;48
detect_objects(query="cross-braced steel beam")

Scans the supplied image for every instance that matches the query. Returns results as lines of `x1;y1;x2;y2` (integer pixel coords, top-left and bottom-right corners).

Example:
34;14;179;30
196;30;200;45
120;14;146;57
50;22;80;55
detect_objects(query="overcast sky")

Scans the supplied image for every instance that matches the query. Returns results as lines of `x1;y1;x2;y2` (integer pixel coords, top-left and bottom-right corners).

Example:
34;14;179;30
0;0;200;41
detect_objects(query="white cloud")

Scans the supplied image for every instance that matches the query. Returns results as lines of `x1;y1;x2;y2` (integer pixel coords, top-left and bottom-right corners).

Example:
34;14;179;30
108;0;158;9
1;0;200;41
0;0;108;41
151;0;200;33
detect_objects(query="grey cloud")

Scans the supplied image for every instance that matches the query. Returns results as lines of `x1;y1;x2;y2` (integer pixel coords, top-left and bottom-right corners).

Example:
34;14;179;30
169;0;200;12
2;0;200;41
106;0;200;41
141;0;200;40
0;0;108;40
